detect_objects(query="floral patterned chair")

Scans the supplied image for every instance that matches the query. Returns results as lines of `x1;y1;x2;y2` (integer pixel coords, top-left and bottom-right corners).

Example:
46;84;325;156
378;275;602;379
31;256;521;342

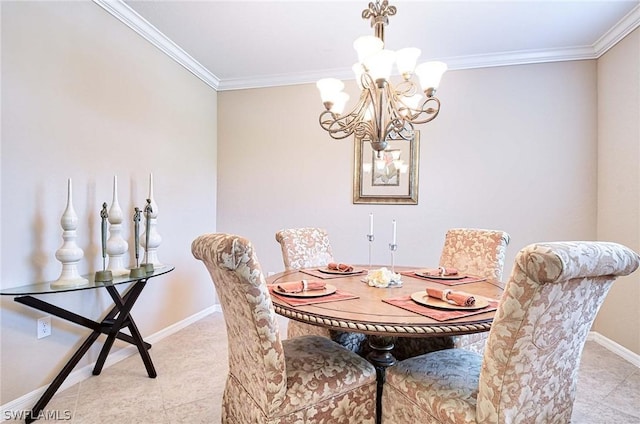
392;228;511;360
382;241;639;423
275;227;368;354
192;233;377;423
275;227;335;270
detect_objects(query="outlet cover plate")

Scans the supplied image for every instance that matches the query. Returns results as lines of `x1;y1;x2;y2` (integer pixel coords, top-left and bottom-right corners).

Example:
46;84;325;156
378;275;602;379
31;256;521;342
37;316;51;339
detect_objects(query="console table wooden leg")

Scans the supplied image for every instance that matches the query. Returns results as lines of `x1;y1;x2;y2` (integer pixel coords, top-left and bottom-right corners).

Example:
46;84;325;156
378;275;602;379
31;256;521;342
15;294;151;350
93;281;151;376
25;331;101;424
125;316;157;378
366;335;397;424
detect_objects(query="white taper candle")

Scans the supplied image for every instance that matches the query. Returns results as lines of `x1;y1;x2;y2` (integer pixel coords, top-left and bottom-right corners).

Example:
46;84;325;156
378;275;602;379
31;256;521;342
392;220;397;244
369;213;374;236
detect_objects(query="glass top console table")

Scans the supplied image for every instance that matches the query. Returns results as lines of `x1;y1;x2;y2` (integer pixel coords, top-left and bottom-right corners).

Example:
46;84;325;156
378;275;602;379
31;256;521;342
0;266;174;423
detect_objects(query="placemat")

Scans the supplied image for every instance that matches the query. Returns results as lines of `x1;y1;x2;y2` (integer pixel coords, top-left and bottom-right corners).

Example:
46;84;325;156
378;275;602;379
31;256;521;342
268;286;359;307
300;268;367;280
399;271;487;286
383;295;499;322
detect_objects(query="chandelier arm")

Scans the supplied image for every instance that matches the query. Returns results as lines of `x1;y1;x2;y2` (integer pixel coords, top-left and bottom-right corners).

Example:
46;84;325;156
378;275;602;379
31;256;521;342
394;80;418;97
318;87;377;140
318;115;354;140
381;83;409;141
406;97;442;124
386;123;415;141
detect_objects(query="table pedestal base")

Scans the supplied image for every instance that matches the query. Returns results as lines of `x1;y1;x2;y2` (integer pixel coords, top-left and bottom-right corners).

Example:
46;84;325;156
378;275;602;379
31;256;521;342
366;335;397;424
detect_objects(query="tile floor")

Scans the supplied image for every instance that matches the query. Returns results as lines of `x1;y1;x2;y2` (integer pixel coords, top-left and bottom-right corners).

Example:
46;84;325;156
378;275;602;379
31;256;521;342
12;312;640;423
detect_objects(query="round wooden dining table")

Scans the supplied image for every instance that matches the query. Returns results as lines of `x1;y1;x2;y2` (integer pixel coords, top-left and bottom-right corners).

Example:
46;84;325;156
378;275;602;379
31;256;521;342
267;265;503;424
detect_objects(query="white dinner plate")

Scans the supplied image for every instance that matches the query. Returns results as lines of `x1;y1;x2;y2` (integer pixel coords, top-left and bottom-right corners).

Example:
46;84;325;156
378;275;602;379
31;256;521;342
410;291;489;310
317;267;363;275
415;272;466;280
273;284;337;298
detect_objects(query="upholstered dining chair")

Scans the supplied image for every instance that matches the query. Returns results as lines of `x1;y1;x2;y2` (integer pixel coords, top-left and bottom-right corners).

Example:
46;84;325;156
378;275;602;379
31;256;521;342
382;241;639;424
275;227;334;339
275;227;335;270
393;228;511;360
275;227;368;354
192;233;377;423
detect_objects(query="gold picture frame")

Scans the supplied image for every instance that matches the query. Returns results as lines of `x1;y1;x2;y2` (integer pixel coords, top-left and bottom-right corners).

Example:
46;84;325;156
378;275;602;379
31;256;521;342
353;131;420;204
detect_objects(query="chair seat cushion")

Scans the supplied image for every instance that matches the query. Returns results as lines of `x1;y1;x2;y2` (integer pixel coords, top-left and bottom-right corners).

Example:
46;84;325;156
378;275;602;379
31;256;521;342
385;349;482;423
279;335;377;420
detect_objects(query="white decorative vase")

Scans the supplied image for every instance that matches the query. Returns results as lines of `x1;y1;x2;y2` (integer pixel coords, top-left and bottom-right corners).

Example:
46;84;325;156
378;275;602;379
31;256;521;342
139;173;163;268
52;179;88;288
106;176;129;276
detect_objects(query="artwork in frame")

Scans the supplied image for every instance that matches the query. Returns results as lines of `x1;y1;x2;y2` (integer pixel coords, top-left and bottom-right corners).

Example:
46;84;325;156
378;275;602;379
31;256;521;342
353;131;420;204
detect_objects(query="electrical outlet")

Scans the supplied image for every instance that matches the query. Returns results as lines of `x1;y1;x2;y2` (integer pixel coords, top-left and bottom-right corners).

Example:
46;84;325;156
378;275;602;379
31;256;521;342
37;316;51;339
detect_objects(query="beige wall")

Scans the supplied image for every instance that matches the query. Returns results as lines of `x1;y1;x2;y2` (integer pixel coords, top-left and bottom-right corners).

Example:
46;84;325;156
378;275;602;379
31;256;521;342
219;61;599;289
1;2;217;403
595;28;640;353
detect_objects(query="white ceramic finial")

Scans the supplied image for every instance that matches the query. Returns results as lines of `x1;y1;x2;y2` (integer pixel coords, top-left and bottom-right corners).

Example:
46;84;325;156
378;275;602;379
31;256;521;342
52;179;88;288
148;172;158;219
106;176;129;276
139;173;163;268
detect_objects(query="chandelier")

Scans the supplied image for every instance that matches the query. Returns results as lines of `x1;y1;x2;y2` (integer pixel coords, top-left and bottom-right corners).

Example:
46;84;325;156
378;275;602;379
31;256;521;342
317;0;447;155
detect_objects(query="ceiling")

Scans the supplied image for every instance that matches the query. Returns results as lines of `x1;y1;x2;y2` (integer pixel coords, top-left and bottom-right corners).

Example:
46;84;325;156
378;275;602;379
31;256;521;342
102;0;640;91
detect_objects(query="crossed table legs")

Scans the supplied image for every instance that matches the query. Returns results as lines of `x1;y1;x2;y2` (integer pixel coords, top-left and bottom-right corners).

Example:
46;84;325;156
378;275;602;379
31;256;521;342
14;279;155;424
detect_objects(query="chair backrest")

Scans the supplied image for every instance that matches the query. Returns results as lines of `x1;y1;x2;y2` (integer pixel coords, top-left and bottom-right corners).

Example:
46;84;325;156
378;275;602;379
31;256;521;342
275;227;334;269
439;228;511;286
192;233;286;414
477;241;639;423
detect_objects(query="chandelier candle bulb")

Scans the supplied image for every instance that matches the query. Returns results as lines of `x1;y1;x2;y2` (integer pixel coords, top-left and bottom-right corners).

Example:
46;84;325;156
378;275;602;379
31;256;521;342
364;49;396;82
316;78;344;109
396;47;421;78
353;35;383;63
331;92;350;114
415;61;448;96
369;213;374;236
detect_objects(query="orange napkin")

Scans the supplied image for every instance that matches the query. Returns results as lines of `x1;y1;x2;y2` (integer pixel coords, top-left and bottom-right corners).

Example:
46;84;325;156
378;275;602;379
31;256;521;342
276;280;326;293
328;262;354;272
426;287;475;306
421;267;459;276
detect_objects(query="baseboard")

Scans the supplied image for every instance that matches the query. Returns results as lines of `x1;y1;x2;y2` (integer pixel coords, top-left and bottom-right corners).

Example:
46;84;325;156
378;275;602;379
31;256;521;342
1;305;221;422
587;331;640;368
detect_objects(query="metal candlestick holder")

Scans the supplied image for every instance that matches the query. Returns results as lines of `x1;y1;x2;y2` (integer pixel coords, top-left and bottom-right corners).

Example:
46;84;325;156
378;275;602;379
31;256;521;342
140;199;154;274
129;207;145;278
95;202;113;283
367;234;375;269
388;243;398;274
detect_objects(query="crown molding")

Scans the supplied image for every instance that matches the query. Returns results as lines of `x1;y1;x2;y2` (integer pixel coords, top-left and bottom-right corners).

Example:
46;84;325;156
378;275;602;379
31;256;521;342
593;4;640;57
420;46;598;72
93;0;220;90
217;69;344;91
97;0;638;92
217;45;598;91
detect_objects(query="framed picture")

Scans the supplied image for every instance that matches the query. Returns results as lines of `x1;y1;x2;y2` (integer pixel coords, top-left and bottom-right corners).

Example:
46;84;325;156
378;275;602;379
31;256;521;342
353;131;420;204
